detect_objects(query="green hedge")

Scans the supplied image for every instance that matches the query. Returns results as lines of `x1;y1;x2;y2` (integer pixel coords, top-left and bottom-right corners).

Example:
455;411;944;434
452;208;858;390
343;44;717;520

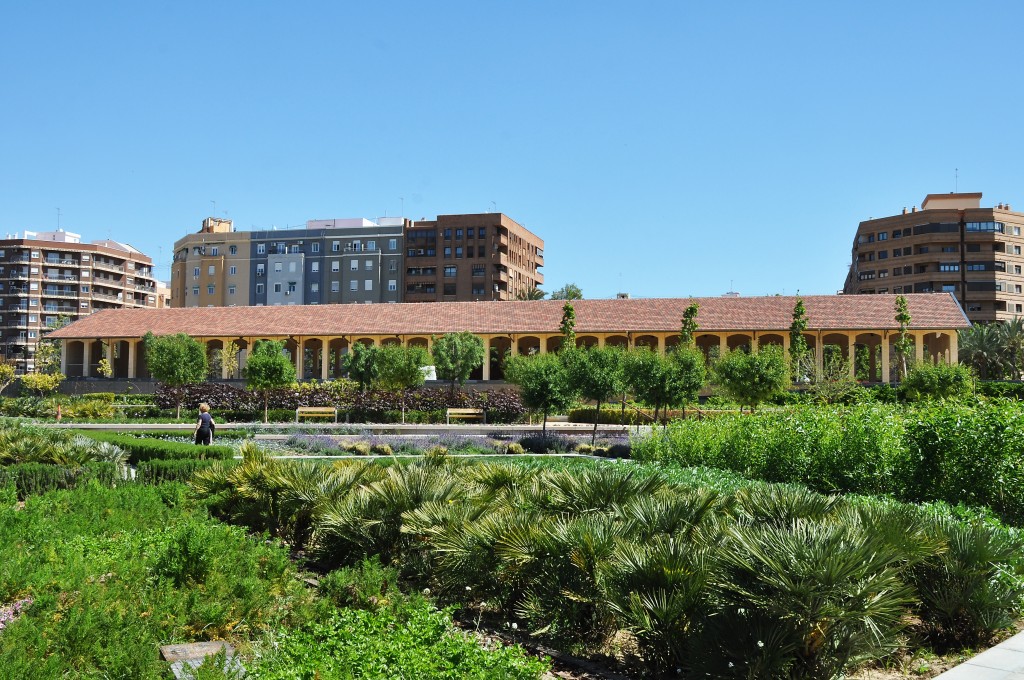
632;401;1024;524
136;459;235;485
0;462;120;500
77;432;234;463
976;381;1024;400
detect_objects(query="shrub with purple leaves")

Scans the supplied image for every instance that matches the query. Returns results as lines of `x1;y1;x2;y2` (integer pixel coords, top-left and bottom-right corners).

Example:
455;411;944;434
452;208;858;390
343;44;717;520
0;597;31;632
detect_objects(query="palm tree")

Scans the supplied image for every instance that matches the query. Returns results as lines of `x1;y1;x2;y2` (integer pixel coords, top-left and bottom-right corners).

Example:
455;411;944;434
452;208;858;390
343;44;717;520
997;316;1024;379
958;324;1008;380
515;286;545;300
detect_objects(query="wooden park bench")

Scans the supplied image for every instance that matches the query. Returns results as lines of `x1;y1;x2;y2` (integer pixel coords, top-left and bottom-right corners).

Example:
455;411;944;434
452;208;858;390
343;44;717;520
295;406;338;423
445;407;486;424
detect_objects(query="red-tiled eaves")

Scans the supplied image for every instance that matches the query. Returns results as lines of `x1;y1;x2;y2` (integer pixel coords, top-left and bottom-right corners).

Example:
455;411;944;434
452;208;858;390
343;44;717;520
46;294;971;341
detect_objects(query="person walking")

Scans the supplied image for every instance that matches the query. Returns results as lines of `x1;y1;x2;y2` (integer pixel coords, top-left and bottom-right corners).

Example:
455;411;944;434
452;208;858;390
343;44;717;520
194;403;215;445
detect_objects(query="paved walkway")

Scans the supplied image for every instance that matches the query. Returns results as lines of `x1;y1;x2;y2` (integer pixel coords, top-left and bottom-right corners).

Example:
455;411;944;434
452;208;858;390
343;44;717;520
937;630;1024;678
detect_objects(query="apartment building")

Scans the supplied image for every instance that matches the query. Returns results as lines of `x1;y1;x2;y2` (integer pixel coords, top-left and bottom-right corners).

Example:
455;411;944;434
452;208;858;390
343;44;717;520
171;217;405;307
172;212;543;307
403;213;543;302
0;229;159;373
844;192;1024;322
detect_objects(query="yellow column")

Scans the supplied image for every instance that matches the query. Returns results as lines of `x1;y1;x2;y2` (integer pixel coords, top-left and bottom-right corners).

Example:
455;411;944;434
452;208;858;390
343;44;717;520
295;338;304;379
750;332;758;354
847;334;856;379
782;334;791;356
538;335;548;354
83;339;92;377
915;332;925;366
320;337;331;380
597;335;605;348
60;340;68;375
949;332;959;364
127;339;137;379
881;336;891;384
718;334;727;356
815;334;824;378
221;339;231;379
657;335;665;355
509;335;518;356
482;337;491;381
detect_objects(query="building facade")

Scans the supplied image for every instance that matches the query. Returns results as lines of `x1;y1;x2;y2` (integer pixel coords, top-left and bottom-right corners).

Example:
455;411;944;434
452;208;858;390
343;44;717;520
844;192;1024;322
171;212;543;307
0;229;158;373
404;213;544;301
50;294;968;384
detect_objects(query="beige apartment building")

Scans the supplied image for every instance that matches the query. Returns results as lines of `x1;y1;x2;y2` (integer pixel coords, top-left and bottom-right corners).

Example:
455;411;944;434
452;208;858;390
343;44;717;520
844;192;1024;322
404;213;544;302
0;229;159;373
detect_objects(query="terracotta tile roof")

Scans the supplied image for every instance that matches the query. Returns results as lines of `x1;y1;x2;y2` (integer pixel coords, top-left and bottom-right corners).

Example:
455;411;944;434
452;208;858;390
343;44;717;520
47;294;969;341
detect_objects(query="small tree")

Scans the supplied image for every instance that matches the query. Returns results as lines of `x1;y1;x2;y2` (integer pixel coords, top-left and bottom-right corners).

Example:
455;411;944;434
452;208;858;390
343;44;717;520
564;346;624;444
344;343;380;391
900;362;974;401
789;296;811;383
623;347;706;426
669;345;708;418
894;295;913;380
222;341;240;379
808;350;863;405
0;362;15;397
504;352;576;434
712;345;789;412
244;340;297;422
144;332;209;418
559;302;577;351
550;283;583;300
431;332;485;395
375;344;429;422
35;315;71;375
680;301;699;347
97;358;113;378
20;372;65;397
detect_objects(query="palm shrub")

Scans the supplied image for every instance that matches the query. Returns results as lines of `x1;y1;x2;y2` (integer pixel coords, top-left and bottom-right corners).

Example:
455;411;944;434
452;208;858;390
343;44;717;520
910;515;1024;648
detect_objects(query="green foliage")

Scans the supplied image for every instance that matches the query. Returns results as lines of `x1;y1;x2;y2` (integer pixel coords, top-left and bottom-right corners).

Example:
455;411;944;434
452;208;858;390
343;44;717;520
136;459;230;485
894;295;913;380
712;345;789;411
549;282;583;300
144;332;208;387
559;301;576;349
343;342;379;390
374;344;429;392
245;340;298;422
623;347;706;424
0;462;119;500
431;332;485;391
959;323;1007;380
679;301;699;347
19;372;64;397
0;362;16;397
504;352;576;434
789;296;811;382
563;346;624;443
0;483;315;677
900;362;974;401
78;431;233;463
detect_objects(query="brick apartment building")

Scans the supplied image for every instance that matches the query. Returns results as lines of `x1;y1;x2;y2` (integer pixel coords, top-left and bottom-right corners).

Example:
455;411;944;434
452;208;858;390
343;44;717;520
844;192;1024;322
0;229;159;373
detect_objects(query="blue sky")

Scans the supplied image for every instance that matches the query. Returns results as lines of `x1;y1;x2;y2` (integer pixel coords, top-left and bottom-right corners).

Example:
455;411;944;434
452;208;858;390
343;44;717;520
2;2;1023;298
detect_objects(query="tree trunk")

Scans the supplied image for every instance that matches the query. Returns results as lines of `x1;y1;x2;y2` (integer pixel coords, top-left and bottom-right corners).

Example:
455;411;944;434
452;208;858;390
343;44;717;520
176;402;182;419
542;407;548;436
592;399;601;446
264;392;269;423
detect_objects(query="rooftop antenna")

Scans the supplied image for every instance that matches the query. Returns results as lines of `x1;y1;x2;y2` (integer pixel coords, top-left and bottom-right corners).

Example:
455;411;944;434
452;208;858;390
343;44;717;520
490;201;497;214
56;207;61;230
210;200;216;218
400;196;404;216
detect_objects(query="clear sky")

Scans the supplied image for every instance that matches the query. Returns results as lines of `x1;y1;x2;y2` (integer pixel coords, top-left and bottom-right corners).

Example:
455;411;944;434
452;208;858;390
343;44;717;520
2;2;1023;299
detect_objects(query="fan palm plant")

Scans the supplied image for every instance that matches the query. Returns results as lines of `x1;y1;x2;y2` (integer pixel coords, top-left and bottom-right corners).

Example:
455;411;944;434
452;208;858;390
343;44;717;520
997;316;1024;379
958;323;1008;379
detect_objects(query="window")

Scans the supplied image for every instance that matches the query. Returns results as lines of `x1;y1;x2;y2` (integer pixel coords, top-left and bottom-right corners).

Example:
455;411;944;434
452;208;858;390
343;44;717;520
368;241;376;251
966;221;1005;232
941;284;957;292
192;286;199;296
208;265;215;275
256;283;264;294
878;270;888;278
892;230;902;239
257;244;266;254
472;284;485;295
444;266;457;277
365;259;373;270
388;260;396;271
444;247;452;258
364;279;372;291
472;265;485;276
918;246;929;254
332;241;340;252
274;262;283;272
28;315;36;323
287;282;296;293
331;281;340;292
388;238;397;250
456;229;463;239
878;232;887;241
1016;265;1022;275
229;245;237;255
444;283;456;295
229;265;237;275
903;247;911;256
443;228;452;239
478;245;485;257
288;262;297;273
968;304;983;312
967;243;981;253
1015;246;1022;255
941;246;958;253
455;247;463;258
311;283;319;292
28;331;36;339
312;262;320;273
290;244;300;254
193;267;200;278
210;246;219;256
228;285;236;295
207;285;215;295
273;283;282;293
1018;304;1023;314
350;280;358;291
256;264;265;276
478;227;486;238
350;260;358;271
938;263;959;272
331;261;340;272
388;279;397;291
311;242;320;253
877;251;888;260
81;285;89;293
1017;285;1023;294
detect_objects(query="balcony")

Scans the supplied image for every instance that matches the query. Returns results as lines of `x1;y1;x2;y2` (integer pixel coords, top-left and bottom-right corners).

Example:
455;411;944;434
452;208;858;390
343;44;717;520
44;258;79;266
3;271;29;279
43;305;78;313
41;289;78;299
92;260;125;273
43;274;78;282
92;292;123;302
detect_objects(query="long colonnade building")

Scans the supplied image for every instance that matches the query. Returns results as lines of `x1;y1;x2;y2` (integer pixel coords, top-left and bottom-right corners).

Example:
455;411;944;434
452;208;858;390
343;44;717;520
48;294;969;385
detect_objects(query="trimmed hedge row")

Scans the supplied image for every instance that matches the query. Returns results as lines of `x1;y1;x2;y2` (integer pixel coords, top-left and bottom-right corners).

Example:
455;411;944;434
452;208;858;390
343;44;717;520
0;462;120;500
78;432;234;463
136;458;236;485
632;401;1024;524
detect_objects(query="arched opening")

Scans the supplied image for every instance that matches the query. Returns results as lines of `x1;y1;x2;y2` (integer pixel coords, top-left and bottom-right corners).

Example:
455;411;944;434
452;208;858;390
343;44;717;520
576;335;599;349
205;339;225;380
517;335;541;356
726;334;752;353
758;333;785;350
854;332;882;382
605;334;629;349
545;336;565;354
634;334;659;351
695;334;720;362
66;341;85;378
489;336;512;381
